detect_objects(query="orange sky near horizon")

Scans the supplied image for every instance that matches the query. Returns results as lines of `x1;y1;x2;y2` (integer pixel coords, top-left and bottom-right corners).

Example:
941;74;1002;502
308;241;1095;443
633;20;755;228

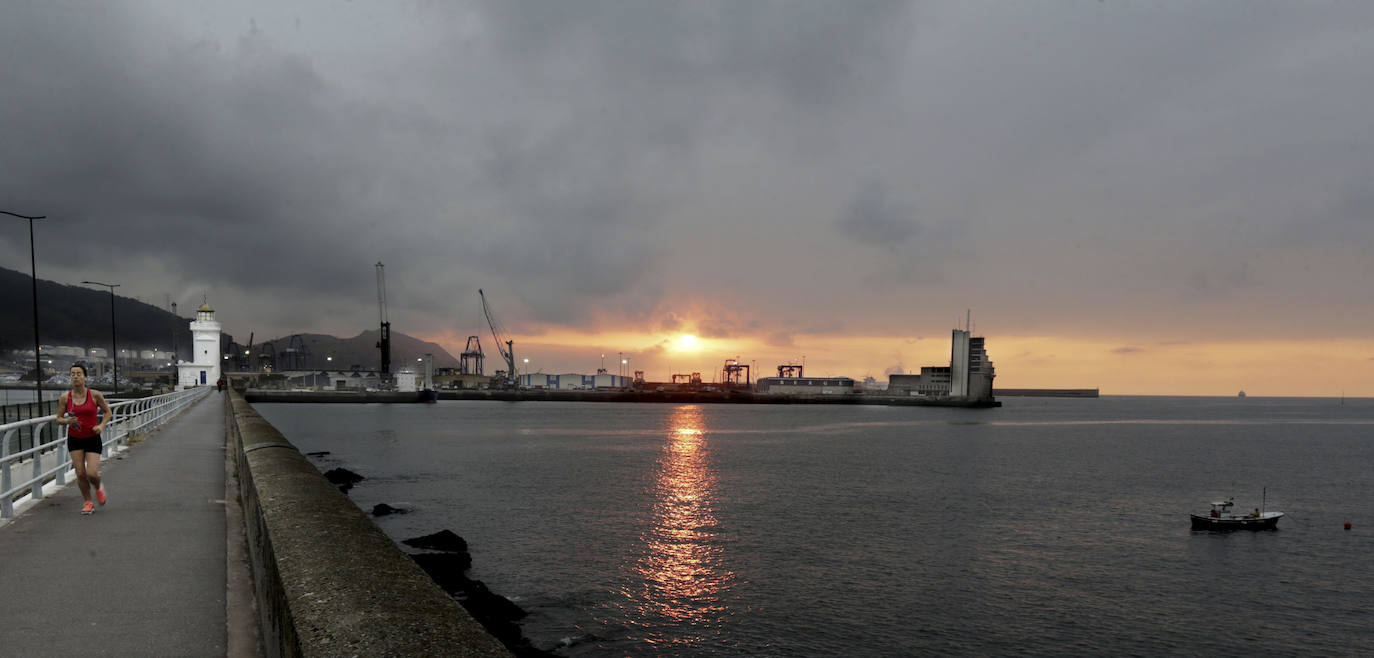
419;328;1374;398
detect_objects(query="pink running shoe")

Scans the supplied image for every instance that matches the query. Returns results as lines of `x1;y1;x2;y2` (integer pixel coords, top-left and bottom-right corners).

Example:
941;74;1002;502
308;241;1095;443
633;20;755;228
96;486;107;505
81;501;95;515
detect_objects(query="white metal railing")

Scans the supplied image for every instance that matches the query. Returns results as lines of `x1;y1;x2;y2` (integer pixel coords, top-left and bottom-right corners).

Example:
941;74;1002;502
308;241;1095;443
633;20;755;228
0;386;212;518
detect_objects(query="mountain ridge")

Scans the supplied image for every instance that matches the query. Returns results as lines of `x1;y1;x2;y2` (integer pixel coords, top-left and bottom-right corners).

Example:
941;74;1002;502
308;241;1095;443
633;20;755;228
1;266;460;370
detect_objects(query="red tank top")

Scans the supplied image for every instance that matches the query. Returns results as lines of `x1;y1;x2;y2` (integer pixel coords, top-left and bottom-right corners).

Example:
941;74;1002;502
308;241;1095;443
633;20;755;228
66;390;100;438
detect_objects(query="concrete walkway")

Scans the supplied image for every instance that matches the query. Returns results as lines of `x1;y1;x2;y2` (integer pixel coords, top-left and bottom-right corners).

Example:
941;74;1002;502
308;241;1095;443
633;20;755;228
0;393;237;656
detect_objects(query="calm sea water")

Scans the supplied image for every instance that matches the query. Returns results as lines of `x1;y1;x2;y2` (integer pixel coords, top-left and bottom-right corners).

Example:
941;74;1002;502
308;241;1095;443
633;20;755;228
255;397;1374;656
0;387;63;405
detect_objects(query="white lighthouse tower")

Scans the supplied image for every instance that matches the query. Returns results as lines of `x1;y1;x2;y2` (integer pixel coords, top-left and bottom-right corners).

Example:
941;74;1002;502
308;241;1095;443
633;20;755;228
177;302;222;389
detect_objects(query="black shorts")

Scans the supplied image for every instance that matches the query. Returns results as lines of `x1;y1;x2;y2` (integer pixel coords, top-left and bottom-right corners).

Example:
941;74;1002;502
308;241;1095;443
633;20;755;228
67;434;102;454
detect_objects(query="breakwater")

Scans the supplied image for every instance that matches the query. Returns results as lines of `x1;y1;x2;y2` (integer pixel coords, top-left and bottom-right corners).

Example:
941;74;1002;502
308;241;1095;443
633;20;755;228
243;387;1000;407
994;388;1099;398
224;389;511;657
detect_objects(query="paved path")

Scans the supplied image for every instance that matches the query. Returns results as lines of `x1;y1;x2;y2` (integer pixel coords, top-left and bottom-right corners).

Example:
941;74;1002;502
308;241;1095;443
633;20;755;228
0;394;233;656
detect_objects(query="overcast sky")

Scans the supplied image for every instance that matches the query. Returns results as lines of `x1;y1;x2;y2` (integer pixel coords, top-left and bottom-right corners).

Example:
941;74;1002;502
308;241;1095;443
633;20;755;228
3;1;1372;393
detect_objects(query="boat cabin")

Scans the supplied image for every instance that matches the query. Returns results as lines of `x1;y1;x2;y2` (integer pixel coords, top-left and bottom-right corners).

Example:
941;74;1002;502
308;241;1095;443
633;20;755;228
1206;499;1235;518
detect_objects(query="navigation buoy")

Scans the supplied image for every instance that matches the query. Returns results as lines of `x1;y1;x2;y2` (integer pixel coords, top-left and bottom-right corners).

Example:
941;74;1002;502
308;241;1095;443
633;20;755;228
1345;522;1352;530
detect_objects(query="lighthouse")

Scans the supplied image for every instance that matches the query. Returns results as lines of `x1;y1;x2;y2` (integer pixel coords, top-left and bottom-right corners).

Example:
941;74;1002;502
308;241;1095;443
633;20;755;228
177;302;222;389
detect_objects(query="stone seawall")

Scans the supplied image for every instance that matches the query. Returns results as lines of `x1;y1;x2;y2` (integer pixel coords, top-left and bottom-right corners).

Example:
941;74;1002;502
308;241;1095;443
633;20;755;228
224;389;511;657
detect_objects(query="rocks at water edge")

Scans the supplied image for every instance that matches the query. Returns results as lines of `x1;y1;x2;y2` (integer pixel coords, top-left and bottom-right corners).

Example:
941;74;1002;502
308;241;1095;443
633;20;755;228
403;529;557;658
410;546;473;578
322;467;364;493
402;529;468;553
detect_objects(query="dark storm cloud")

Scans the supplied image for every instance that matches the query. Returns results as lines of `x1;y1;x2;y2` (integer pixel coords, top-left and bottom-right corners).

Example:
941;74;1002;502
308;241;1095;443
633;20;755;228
0;5;385;294
4;0;1374;353
476;0;911;109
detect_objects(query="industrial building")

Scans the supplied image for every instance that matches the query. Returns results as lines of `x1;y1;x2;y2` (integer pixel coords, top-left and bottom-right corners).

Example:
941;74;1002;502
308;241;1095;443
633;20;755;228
755;376;856;395
888;329;995;401
517;372;633;390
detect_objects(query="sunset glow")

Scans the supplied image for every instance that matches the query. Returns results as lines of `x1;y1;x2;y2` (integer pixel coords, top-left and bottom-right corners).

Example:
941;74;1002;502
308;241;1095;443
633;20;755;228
631;405;732;631
418;326;1374;397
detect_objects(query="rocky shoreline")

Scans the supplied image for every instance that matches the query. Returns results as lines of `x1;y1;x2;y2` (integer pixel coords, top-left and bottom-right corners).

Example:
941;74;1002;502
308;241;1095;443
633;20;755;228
320;464;557;657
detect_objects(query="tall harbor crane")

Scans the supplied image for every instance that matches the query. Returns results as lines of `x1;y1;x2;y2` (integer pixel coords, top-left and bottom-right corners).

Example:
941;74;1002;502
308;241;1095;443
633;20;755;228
479;289;515;387
376;262;391;384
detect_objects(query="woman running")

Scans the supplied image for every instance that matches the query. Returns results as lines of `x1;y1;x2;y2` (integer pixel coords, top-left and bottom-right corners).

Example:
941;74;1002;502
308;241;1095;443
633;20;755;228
56;363;112;515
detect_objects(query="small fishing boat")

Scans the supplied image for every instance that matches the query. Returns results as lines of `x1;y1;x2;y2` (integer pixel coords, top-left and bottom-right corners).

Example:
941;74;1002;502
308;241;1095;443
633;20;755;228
1190;494;1283;530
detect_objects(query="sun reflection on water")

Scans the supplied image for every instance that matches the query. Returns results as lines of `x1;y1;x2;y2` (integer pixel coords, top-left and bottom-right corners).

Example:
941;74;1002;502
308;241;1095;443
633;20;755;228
627;405;735;647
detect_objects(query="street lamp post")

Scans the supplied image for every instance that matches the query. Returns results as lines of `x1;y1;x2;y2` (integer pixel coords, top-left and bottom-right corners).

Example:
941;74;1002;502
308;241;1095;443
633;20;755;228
2;211;46;403
83;281;120;396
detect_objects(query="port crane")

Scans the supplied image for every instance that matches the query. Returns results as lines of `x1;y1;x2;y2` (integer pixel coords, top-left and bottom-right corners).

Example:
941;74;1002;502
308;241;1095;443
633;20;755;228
777;364;804;378
722;358;751;388
376;262;391;386
460;335;484;375
283;334;311;370
479;289;515;387
258;341;276;372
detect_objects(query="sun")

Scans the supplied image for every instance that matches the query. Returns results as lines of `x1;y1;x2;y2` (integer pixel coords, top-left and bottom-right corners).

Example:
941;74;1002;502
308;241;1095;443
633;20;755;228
673;333;700;352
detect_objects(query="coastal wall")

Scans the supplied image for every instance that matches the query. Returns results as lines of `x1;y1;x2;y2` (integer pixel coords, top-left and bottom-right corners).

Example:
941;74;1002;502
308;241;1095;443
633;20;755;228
994;388;1099;398
224;389;511;658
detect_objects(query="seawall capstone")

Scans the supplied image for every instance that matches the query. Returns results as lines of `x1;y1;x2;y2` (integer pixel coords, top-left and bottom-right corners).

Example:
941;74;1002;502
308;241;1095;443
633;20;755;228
225;390;511;658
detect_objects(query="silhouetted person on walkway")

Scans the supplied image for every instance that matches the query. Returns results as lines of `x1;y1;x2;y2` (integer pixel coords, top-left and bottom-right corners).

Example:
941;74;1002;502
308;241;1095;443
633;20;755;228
56;363;112;514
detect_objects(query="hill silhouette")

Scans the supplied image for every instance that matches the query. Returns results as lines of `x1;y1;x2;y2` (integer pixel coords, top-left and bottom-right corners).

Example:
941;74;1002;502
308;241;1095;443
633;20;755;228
239;330;460;372
1;266;195;357
1;266;459;370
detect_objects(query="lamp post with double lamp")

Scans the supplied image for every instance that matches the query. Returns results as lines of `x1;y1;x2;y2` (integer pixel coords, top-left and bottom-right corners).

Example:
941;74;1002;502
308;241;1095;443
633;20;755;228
82;281;120;396
2;211;46;403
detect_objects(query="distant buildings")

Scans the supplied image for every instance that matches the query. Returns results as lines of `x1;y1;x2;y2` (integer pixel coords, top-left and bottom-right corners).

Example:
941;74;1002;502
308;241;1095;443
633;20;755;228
888;329;995;401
